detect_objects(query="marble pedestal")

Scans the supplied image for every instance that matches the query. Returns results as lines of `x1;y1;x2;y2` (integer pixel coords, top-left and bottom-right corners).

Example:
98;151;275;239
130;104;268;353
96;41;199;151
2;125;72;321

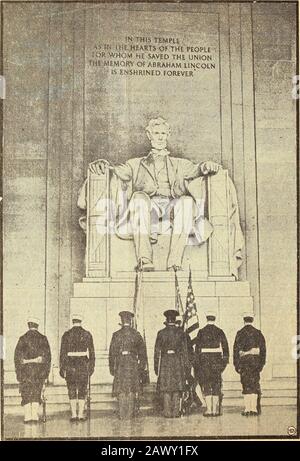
58;273;254;386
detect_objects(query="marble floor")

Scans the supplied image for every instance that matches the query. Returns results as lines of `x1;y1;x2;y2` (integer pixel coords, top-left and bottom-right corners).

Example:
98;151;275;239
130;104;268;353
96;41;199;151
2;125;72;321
3;406;298;440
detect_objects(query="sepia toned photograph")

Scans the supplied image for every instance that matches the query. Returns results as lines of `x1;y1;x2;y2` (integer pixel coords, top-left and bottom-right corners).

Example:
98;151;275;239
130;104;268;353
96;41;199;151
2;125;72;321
0;0;299;442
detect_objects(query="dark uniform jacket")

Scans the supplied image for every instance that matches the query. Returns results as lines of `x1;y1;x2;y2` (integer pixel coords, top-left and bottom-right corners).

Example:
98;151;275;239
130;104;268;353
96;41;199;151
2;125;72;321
233;325;266;373
154;325;190;393
195;324;229;375
14;329;51;384
59;326;95;378
109;326;147;396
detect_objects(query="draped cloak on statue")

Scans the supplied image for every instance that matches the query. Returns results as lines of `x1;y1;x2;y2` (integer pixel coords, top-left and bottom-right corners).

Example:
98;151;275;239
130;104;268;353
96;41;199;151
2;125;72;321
77;154;244;278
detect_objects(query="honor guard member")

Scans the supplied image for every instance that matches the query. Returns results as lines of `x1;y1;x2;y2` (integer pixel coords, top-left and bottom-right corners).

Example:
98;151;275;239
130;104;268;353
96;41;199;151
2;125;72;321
14;317;51;423
233;312;266;416
195;311;229;417
59;314;95;421
109;311;147;420
154;310;190;418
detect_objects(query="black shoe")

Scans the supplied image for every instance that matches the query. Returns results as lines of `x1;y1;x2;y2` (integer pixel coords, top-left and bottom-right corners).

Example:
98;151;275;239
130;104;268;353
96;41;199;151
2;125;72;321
241;411;250;416
70;417;78;422
250;411;258;416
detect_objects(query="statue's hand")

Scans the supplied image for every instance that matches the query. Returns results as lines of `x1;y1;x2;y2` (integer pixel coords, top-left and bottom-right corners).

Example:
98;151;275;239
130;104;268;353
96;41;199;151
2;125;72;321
89;159;110;175
200;161;221;175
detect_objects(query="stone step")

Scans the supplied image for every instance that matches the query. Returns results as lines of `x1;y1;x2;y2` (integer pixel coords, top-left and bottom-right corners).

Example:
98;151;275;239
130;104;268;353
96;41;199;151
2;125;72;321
4;378;297;415
73;280;251;298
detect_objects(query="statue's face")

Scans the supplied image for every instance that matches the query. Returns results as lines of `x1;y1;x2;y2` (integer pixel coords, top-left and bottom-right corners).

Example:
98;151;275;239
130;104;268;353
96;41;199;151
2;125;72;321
147;124;169;150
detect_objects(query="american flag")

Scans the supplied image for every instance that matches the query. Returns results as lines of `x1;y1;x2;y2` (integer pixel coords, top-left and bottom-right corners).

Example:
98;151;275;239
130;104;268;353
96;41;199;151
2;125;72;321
174;269;185;316
183;267;200;345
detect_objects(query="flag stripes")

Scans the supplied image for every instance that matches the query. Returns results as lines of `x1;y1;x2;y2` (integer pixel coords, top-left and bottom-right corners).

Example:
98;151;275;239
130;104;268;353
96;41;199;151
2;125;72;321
184;267;200;345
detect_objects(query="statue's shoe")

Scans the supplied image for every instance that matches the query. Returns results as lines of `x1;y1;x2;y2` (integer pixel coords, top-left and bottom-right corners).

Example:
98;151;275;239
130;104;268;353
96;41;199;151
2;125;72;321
167;265;183;272
150;233;158;244
135;260;155;271
142;262;155;272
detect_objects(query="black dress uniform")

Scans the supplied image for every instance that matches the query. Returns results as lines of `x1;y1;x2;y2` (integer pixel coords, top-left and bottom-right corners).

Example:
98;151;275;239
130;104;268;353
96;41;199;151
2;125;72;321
154;310;190;418
195;313;229;416
233;314;266;415
59;315;95;421
109;311;147;420
14;319;51;423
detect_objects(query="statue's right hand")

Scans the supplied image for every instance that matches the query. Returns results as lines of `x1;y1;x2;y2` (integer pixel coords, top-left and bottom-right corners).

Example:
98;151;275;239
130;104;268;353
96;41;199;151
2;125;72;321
89;159;110;175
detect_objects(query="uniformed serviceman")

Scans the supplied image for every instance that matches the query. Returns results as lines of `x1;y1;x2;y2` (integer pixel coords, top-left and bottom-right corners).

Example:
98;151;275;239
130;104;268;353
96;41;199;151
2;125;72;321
195;311;229;417
154;310;190;418
14;317;51;423
59;314;95;421
233;312;266;416
109;311;147;420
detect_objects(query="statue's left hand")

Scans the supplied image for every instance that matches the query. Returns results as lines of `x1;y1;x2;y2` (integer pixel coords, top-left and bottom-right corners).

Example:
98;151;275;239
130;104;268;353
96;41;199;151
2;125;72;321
200;161;221;175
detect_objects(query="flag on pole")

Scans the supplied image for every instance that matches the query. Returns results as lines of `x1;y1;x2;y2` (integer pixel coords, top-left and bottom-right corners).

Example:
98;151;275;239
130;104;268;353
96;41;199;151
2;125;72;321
183;267;200;345
133;268;150;386
183;267;205;406
133;270;143;330
174;269;185;316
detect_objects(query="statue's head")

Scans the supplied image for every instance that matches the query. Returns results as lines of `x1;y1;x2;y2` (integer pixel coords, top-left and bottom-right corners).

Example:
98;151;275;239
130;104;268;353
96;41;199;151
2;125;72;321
146;117;170;151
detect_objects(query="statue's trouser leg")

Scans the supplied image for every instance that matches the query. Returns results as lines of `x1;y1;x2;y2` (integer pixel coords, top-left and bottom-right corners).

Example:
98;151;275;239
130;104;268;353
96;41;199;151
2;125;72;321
129;192;153;263
168;196;195;268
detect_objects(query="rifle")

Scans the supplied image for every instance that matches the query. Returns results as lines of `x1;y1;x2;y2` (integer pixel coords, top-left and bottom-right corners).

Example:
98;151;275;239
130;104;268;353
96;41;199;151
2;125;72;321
142;329;150;386
42;381;47;423
218;391;224;416
257;389;262;415
87;374;91;420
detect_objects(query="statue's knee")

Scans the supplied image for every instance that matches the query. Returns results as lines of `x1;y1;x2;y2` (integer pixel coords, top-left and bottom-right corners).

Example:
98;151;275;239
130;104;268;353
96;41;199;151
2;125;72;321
131;191;151;206
130;191;151;212
132;191;149;200
175;195;194;209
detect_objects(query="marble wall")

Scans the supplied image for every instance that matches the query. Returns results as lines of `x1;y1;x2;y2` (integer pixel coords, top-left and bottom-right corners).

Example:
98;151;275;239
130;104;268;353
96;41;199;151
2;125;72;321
2;2;297;382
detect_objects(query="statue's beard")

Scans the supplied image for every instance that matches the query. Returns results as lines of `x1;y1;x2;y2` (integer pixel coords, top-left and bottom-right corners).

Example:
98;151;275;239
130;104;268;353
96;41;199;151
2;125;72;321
150;141;168;150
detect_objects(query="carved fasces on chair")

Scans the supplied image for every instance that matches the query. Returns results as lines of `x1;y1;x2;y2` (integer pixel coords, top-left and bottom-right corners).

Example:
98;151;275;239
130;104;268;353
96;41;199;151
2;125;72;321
86;169;110;277
207;169;233;278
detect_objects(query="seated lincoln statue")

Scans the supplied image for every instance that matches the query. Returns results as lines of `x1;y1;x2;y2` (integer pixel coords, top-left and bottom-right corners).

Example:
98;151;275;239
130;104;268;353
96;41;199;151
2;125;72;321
78;117;243;275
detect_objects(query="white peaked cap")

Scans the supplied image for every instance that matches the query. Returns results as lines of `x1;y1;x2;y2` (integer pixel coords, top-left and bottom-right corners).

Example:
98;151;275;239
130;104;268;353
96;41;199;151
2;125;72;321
206;311;217;318
27;317;40;325
243;311;255;319
72;313;83;322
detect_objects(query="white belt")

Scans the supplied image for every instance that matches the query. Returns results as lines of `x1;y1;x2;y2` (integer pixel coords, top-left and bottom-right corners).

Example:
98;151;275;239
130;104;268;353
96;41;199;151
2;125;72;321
22;356;43;364
166;350;175;354
67;351;88;357
201;347;222;353
239;347;260;357
121;351;131;356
